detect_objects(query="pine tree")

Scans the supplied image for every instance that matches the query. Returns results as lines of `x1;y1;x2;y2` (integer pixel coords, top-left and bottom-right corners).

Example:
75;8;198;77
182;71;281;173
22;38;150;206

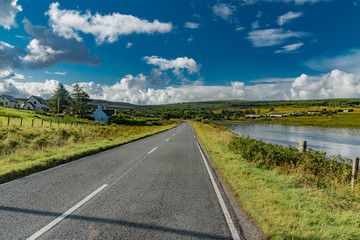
48;83;72;114
71;83;91;118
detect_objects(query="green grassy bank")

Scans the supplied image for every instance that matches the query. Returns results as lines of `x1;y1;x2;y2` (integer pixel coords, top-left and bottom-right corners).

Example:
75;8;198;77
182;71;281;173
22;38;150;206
0;122;177;184
192;121;360;240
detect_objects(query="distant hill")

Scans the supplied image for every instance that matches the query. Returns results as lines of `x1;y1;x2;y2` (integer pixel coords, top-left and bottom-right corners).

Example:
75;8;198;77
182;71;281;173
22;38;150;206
89;99;136;109
142;98;360;110
13;97;360;110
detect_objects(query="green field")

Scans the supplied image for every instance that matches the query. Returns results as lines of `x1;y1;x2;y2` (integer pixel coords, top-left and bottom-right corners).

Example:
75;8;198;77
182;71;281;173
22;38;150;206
0;106;177;183
0;106;100;127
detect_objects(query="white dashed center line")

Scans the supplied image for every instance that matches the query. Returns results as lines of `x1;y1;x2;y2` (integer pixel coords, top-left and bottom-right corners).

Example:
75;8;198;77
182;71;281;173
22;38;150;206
148;147;158;155
27;184;108;240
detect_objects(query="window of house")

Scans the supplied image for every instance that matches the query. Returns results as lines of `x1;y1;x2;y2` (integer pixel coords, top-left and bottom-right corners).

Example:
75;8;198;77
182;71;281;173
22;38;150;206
34;101;36;104
5;102;8;105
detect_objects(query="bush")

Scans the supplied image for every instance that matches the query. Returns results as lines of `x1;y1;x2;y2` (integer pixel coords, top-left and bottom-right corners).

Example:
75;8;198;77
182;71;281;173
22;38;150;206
201;119;210;124
229;136;352;187
110;117;147;126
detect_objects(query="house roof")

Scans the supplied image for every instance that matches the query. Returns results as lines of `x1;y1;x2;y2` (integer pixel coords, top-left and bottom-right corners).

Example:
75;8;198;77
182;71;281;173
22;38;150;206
23;102;35;108
103;110;116;117
31;95;45;104
1;94;18;103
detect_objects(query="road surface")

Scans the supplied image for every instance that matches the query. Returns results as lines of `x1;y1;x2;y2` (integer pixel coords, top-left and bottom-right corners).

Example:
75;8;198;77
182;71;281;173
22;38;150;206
0;122;258;239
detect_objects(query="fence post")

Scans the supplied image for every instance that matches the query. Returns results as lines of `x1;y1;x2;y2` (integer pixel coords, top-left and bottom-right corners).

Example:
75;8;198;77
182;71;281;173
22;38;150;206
299;140;307;153
7;116;10;126
41;119;44;127
32;119;34;127
50;120;52;127
65;122;67;126
351;157;359;189
20;118;23;127
58;120;60;127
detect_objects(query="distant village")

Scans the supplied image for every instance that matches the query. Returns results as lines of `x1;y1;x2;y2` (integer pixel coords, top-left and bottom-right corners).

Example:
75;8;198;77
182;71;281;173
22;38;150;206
245;110;352;118
0;94;116;123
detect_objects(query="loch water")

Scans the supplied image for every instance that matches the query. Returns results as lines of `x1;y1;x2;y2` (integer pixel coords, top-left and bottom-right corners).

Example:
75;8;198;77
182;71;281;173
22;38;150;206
225;123;360;159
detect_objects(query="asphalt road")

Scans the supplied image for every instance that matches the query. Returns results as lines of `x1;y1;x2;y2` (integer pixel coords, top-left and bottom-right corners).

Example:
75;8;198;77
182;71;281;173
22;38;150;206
0;122;258;240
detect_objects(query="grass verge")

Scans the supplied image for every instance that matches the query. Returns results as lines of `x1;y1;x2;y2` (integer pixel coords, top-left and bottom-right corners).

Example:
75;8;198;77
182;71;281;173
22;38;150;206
191;121;360;240
0;123;177;184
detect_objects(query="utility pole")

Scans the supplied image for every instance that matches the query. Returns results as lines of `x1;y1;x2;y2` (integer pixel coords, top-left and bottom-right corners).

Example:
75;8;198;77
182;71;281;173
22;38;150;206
58;96;60;124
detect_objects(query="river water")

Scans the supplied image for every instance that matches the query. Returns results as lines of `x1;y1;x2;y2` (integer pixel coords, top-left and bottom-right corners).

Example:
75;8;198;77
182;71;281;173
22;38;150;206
225;123;360;159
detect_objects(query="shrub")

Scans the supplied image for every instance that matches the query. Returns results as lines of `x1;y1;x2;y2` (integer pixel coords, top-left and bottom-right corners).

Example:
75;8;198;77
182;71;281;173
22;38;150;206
110;117;147;126
229;136;352;187
201;119;210;124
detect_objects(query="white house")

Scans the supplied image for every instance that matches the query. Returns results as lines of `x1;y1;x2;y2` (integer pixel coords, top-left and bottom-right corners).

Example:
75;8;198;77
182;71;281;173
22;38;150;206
269;113;288;117
23;95;49;111
91;106;116;123
0;94;19;108
245;114;262;118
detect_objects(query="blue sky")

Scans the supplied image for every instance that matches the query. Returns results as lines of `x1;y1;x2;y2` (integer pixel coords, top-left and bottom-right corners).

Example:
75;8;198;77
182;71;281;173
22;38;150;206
1;0;360;104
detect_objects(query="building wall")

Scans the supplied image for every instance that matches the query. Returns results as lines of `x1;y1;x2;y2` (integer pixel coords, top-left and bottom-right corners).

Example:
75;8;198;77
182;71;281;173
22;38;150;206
24;96;49;111
23;102;35;110
0;97;11;108
91;108;109;123
0;95;17;108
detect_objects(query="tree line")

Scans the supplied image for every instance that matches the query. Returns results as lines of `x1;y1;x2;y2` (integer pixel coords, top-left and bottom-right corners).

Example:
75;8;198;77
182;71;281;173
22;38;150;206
48;83;91;119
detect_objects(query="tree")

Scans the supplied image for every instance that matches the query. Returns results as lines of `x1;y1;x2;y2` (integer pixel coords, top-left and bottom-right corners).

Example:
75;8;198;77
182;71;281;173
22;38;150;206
161;112;171;120
71;83;91;118
48;83;72;114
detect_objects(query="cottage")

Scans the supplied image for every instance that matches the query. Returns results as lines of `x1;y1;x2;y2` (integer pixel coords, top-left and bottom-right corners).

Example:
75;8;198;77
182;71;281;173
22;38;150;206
307;111;320;115
23;95;49;111
91;105;116;123
245;114;262;118
0;94;19;108
269;113;288;117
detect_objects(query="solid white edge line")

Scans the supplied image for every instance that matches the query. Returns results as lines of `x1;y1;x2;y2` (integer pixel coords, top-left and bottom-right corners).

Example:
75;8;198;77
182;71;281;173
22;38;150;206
196;142;241;240
166;138;170;141
148;147;158;155
27;184;108;240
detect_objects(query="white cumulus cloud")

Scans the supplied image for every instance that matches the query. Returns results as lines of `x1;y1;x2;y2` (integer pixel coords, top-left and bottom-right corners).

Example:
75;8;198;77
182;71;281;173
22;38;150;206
3;69;360;105
143;56;201;74
290;70;360;99
45;2;173;44
0;0;22;29
22;39;63;63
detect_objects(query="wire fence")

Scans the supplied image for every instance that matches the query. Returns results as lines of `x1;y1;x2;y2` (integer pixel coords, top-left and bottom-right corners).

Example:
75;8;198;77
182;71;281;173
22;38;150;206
0;116;91;128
